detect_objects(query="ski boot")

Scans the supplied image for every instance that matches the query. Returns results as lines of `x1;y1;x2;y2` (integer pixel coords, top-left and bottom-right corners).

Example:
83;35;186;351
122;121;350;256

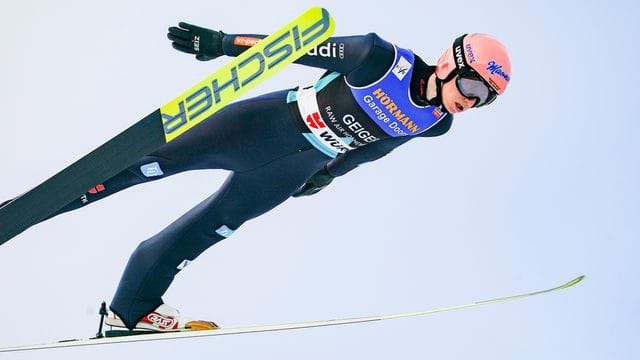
103;303;218;337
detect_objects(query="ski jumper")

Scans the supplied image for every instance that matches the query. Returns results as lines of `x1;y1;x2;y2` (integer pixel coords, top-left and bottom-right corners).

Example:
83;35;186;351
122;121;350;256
45;33;454;329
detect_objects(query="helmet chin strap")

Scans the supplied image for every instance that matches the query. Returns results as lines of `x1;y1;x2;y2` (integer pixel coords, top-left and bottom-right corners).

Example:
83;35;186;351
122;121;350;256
428;76;444;107
422;71;449;111
434;67;463;113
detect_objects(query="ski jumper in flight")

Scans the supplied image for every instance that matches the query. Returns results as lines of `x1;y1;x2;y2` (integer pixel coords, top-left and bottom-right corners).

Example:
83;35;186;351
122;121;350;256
3;23;512;331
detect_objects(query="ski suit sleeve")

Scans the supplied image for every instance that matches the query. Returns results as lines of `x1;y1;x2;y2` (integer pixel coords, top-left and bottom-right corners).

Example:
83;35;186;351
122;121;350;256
222;32;394;83
325;115;453;177
167;23;395;83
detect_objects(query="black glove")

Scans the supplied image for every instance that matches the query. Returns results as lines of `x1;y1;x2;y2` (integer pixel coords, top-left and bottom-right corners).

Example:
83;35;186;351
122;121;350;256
167;22;225;61
293;168;335;198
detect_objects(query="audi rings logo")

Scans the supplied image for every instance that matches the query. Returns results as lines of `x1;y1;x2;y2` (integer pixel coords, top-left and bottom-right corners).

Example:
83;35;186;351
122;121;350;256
145;313;177;329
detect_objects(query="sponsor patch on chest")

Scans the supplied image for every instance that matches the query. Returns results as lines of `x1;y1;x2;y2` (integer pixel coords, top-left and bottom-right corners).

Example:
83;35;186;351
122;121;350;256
392;56;412;81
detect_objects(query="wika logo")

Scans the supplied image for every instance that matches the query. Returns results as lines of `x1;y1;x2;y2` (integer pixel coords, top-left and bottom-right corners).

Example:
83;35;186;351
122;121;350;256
306;112;326;129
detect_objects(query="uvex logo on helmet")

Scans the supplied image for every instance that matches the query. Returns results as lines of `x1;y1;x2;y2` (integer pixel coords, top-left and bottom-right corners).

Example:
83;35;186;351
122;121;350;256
465;44;476;63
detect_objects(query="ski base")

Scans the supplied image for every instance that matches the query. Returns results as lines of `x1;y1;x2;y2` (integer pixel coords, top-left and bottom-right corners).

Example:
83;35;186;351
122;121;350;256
0;275;585;353
104;330;161;338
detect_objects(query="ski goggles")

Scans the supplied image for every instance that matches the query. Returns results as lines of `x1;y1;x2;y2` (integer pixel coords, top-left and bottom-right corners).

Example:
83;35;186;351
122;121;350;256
455;70;497;108
452;35;498;108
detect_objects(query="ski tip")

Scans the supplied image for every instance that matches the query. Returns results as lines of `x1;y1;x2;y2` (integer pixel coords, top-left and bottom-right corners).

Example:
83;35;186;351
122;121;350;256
305;6;330;15
561;275;586;289
303;7;335;32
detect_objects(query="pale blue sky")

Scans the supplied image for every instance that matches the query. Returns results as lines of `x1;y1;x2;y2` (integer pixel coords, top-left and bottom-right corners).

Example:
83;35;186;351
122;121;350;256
0;1;637;359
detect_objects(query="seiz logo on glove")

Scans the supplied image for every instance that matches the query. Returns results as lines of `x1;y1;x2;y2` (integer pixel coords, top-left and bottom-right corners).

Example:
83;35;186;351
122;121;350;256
193;35;201;52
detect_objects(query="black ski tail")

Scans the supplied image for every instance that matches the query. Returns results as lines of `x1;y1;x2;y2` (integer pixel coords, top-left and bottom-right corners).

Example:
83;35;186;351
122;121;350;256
0;110;164;245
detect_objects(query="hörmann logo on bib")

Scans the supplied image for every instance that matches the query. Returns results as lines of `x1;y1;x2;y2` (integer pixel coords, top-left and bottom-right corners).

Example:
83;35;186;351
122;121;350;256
363;88;421;135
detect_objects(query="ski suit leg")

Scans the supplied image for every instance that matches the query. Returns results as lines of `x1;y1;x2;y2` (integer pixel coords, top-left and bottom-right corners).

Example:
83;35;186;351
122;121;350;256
1;173;149;218
42;89;309;221
94;89;330;328
11;87;329;328
109;147;327;329
43;156;181;221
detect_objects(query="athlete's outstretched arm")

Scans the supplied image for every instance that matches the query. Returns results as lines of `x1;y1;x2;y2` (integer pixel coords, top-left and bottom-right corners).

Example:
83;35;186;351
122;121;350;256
222;33;393;80
167;23;395;85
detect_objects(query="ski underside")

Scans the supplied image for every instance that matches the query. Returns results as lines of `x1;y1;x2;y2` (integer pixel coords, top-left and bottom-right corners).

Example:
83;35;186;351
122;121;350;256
0;275;585;353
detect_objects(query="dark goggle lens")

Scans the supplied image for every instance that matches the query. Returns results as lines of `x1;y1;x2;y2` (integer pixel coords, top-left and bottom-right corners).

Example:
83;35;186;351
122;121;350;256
456;73;497;107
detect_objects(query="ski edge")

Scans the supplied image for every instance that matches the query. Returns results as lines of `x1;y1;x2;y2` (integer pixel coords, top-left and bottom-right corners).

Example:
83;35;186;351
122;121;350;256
0;275;585;353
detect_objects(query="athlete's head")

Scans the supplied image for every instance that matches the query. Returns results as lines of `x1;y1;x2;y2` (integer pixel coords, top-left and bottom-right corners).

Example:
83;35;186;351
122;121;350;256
435;33;511;114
